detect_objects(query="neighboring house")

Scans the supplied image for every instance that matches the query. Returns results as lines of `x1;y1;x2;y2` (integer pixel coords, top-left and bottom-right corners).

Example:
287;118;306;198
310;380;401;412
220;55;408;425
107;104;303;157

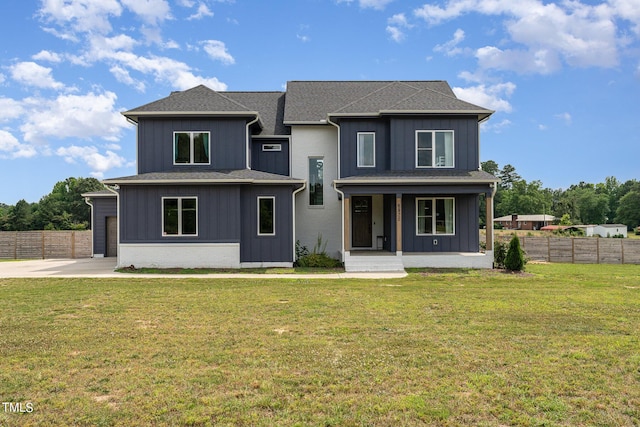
84;81;499;271
590;224;628;238
494;214;555;231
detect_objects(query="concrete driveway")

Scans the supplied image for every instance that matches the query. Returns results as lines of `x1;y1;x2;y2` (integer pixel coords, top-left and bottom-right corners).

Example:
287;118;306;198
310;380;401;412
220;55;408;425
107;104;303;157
0;258;407;279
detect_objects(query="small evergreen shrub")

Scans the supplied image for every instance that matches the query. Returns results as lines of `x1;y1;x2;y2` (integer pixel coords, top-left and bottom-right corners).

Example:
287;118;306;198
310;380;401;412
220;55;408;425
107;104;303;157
504;235;526;272
493;240;507;269
295;234;342;268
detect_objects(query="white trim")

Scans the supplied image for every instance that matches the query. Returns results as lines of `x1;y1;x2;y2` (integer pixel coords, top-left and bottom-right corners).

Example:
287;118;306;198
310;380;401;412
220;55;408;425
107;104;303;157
415;130;455;169
308;157;324;207
118;243;240;269
262;143;282;152
357;132;376;168
246;115;260;169
240;262;293;268
173;131;211;165
84;196;95;258
415;197;456;236
257;196;276;236
292;183;307;263
402;252;492;269
104;178;305;185
162;196;198;237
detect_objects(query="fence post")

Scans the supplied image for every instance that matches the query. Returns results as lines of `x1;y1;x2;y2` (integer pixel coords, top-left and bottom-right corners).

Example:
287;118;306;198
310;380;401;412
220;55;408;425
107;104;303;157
597;238;600;264
571;238;575;264
41;231;45;259
621;239;625;264
14;231;17;259
547;236;551;262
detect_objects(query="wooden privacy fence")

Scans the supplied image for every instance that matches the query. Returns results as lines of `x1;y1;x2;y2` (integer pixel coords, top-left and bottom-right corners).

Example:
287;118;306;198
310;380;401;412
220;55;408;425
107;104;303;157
0;231;92;259
511;236;640;265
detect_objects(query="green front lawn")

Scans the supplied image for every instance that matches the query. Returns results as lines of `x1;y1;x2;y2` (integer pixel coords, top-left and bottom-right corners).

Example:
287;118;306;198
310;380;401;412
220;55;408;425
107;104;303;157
1;264;639;426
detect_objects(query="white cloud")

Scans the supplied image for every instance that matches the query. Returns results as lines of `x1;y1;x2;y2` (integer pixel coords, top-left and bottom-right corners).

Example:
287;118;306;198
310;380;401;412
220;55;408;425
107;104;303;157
386;13;412;42
201;40;235;65
414;0;626;73
538;124;548;131
337;0;394;9
32;50;63;63
0;98;24;123
555;112;572;125
0;130;37;159
39;0;123;35
10;62;65;90
110;66;146;92
187;3;214;20
434;28;466;56
0;73;4;84
481;118;512;133
453;82;516;113
56;145;126;178
120;0;172;25
20;91;129;144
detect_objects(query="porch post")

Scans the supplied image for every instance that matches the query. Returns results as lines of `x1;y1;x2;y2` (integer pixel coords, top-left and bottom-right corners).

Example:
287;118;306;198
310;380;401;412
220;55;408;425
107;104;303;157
344;196;351;253
485;190;494;251
395;194;402;254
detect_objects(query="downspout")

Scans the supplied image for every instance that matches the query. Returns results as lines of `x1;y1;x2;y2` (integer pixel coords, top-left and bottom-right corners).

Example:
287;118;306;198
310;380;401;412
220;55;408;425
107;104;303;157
292;182;307;264
105;184;120;268
326;116;341;179
84;197;94;258
333;184;346;262
245;115;260;169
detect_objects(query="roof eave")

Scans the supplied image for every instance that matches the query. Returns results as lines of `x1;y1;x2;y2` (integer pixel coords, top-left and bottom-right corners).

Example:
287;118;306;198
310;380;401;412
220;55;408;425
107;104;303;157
122;110;263;124
334;177;500;185
102;178;306;185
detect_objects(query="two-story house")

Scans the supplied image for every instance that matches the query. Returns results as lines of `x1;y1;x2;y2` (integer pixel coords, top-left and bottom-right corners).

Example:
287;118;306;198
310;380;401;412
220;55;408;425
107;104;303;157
84;81;499;271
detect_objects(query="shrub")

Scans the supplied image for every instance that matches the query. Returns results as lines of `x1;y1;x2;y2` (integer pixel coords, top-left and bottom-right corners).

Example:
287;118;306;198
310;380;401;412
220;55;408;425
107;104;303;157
493;240;507;269
295;234;342;268
504;235;526;272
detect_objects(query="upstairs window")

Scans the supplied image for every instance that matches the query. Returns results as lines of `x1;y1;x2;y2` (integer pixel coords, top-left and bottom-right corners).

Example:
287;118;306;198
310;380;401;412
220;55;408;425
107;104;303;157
416;197;455;235
163;197;198;236
357;132;375;168
309;158;324;206
174;132;210;164
416;130;454;168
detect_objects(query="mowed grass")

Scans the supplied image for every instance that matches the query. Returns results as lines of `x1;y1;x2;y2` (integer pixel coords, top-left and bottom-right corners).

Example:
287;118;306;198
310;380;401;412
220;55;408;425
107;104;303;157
1;264;639;426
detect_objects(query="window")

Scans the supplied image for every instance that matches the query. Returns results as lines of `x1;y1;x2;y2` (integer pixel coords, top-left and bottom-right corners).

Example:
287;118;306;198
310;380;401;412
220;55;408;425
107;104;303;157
174;132;210;164
262;144;282;152
357;132;375;167
163;197;197;236
416;198;455;235
258;196;275;236
309;158;324;206
416;130;454;168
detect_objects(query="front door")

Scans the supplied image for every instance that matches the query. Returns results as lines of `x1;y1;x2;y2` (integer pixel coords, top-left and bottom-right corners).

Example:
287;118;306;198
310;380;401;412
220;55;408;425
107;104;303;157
352;196;372;248
106;216;117;257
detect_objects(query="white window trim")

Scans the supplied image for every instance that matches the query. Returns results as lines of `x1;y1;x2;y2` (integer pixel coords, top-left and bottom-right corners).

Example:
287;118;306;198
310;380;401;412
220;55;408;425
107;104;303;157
357;132;376;168
262;144;282;152
415;130;455;169
162;196;198;237
257;196;276;236
173;131;211;165
415;197;456;236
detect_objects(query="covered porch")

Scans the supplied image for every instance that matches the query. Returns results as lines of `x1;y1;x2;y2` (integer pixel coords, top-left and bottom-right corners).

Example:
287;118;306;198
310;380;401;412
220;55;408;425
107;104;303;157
333;171;498;272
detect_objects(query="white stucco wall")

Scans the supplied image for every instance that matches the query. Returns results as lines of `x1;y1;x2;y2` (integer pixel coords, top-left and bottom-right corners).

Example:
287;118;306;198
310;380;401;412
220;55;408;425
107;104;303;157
291;125;342;259
118;243;240;269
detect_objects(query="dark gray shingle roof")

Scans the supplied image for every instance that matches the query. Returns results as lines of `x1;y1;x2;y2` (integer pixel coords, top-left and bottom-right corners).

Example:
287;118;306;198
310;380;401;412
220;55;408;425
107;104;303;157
334;169;499;184
284;81;492;123
103;170;304;185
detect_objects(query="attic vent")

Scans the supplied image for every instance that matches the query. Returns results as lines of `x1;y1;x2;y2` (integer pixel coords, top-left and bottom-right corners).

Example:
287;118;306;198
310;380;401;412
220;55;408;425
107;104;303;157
262;144;282;152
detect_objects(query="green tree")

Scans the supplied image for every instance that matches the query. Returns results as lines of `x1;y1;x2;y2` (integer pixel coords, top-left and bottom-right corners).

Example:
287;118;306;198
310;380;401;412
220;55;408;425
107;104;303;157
615;186;640;230
8;200;34;231
498;164;521;190
504;235;526;271
34;177;104;230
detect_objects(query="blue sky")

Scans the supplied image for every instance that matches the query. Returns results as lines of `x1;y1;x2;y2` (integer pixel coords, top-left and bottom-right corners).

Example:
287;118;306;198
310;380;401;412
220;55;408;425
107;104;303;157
1;0;639;204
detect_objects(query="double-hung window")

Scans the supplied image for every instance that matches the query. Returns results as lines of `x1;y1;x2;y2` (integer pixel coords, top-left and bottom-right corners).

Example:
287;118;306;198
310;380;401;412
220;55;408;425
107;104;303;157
416;130;454;168
416;197;455;235
309;158;324;206
357;132;375;168
163;197;197;236
174;131;210;164
258;196;275;236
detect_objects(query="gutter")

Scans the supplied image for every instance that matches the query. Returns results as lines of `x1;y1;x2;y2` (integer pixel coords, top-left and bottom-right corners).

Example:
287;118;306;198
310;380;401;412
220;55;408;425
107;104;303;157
333;184;346;261
245;114;261;169
83;196;94;258
102;178;306;185
326;115;341;179
291;182;307;264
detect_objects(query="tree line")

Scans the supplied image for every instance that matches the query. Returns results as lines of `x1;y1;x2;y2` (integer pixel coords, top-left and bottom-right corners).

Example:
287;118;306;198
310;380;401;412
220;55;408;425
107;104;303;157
0;177;105;231
481;161;640;230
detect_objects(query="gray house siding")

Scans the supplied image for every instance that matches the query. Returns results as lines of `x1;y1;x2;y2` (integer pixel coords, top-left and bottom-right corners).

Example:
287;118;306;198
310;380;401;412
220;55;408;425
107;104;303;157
119;185;242;244
91;196;117;255
240;185;295;263
137;117;249;174
339;119;390;177
401;194;479;253
251;139;290;176
389;116;479;172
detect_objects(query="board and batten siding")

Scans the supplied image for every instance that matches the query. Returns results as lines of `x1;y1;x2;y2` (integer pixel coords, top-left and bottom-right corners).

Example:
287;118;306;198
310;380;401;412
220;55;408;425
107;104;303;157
240;185;295;263
389;116;479;172
339;119;390;177
251;139;290;176
137;117;249;173
401;194;479;253
118;185;242;244
91;196;117;256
